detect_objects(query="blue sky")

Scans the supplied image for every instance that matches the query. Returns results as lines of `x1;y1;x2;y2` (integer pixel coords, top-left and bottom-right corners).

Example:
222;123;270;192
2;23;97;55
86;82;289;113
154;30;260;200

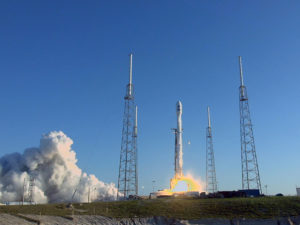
0;1;300;195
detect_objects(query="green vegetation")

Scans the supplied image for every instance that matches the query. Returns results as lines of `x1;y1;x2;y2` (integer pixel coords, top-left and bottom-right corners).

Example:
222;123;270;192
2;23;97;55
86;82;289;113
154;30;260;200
1;197;300;219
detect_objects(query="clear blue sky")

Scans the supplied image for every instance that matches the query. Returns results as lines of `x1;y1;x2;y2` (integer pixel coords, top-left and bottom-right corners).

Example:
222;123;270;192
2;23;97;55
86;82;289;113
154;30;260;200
0;1;300;195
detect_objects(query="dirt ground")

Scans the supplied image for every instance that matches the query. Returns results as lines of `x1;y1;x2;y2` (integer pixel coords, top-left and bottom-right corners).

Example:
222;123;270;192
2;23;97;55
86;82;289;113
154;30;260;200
1;214;300;225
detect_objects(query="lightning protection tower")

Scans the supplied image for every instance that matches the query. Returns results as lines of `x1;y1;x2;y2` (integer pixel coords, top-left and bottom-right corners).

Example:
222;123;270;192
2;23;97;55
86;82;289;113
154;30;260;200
239;56;262;193
132;106;138;196
206;106;218;193
117;53;138;199
28;174;35;204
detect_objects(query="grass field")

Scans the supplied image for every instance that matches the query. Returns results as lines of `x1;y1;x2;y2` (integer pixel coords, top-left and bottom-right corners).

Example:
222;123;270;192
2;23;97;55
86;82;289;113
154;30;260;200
1;197;300;219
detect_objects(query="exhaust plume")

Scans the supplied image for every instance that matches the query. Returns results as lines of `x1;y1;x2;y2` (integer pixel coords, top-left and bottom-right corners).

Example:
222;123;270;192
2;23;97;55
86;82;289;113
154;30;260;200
0;131;117;203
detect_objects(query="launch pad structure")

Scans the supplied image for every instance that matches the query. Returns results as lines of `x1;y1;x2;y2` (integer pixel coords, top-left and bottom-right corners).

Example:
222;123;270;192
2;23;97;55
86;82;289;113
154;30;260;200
28;175;35;204
21;175;35;205
117;53;138;199
239;56;262;193
115;55;263;199
206;106;218;193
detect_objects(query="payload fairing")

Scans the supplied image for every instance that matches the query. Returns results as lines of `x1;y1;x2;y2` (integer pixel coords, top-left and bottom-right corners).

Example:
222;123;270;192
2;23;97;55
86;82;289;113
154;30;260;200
175;101;183;178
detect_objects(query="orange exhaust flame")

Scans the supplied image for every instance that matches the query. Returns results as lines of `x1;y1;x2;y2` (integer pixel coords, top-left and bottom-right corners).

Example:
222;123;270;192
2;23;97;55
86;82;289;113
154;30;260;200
170;176;201;192
158;174;201;196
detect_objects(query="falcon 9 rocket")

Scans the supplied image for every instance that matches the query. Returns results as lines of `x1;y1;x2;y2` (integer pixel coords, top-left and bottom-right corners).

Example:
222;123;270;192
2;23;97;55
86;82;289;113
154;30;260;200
175;101;183;178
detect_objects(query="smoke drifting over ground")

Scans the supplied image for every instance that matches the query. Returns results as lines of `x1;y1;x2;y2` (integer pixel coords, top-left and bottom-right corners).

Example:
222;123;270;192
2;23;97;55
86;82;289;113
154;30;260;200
0;131;117;203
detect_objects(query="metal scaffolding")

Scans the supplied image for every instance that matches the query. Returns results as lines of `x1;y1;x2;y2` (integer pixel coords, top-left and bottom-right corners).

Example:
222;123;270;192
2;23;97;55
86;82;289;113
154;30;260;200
132;106;138;196
206;106;218;193
117;53;138;199
239;56;262;193
28;175;35;204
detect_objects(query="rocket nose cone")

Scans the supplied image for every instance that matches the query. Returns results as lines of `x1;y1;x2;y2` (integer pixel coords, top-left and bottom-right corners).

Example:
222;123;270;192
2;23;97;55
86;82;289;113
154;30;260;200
176;101;182;114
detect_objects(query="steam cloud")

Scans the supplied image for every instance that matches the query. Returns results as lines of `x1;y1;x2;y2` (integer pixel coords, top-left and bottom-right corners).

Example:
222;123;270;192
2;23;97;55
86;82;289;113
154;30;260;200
0;131;117;203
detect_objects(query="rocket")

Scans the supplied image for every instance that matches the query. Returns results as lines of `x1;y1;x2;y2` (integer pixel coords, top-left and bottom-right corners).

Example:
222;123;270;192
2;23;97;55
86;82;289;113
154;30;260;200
175;101;183;178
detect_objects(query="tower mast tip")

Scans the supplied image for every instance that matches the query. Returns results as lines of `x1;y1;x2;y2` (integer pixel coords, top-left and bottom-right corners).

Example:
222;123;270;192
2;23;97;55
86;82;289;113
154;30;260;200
128;53;133;96
239;56;244;87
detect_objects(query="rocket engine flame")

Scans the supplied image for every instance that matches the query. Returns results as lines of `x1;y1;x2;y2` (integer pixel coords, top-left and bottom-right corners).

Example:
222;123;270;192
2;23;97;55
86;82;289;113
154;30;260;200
158;174;202;196
0;131;118;203
170;176;201;193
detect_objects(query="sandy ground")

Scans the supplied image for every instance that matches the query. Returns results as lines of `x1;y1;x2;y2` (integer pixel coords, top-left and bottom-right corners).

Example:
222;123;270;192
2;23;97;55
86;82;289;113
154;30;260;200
1;214;300;224
0;214;35;225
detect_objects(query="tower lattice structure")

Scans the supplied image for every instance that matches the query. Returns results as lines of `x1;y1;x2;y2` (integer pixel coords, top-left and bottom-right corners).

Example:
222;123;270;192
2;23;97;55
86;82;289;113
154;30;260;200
206;106;218;193
132;106;138;196
239;56;262;193
28;175;35;204
117;53;138;199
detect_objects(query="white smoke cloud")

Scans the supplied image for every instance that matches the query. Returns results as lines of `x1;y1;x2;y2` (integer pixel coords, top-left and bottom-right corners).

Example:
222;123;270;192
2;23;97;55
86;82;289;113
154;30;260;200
0;131;118;203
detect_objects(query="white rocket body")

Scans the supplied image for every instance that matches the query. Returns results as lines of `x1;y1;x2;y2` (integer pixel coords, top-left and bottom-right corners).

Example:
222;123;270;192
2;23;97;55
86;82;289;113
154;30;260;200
175;101;183;178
